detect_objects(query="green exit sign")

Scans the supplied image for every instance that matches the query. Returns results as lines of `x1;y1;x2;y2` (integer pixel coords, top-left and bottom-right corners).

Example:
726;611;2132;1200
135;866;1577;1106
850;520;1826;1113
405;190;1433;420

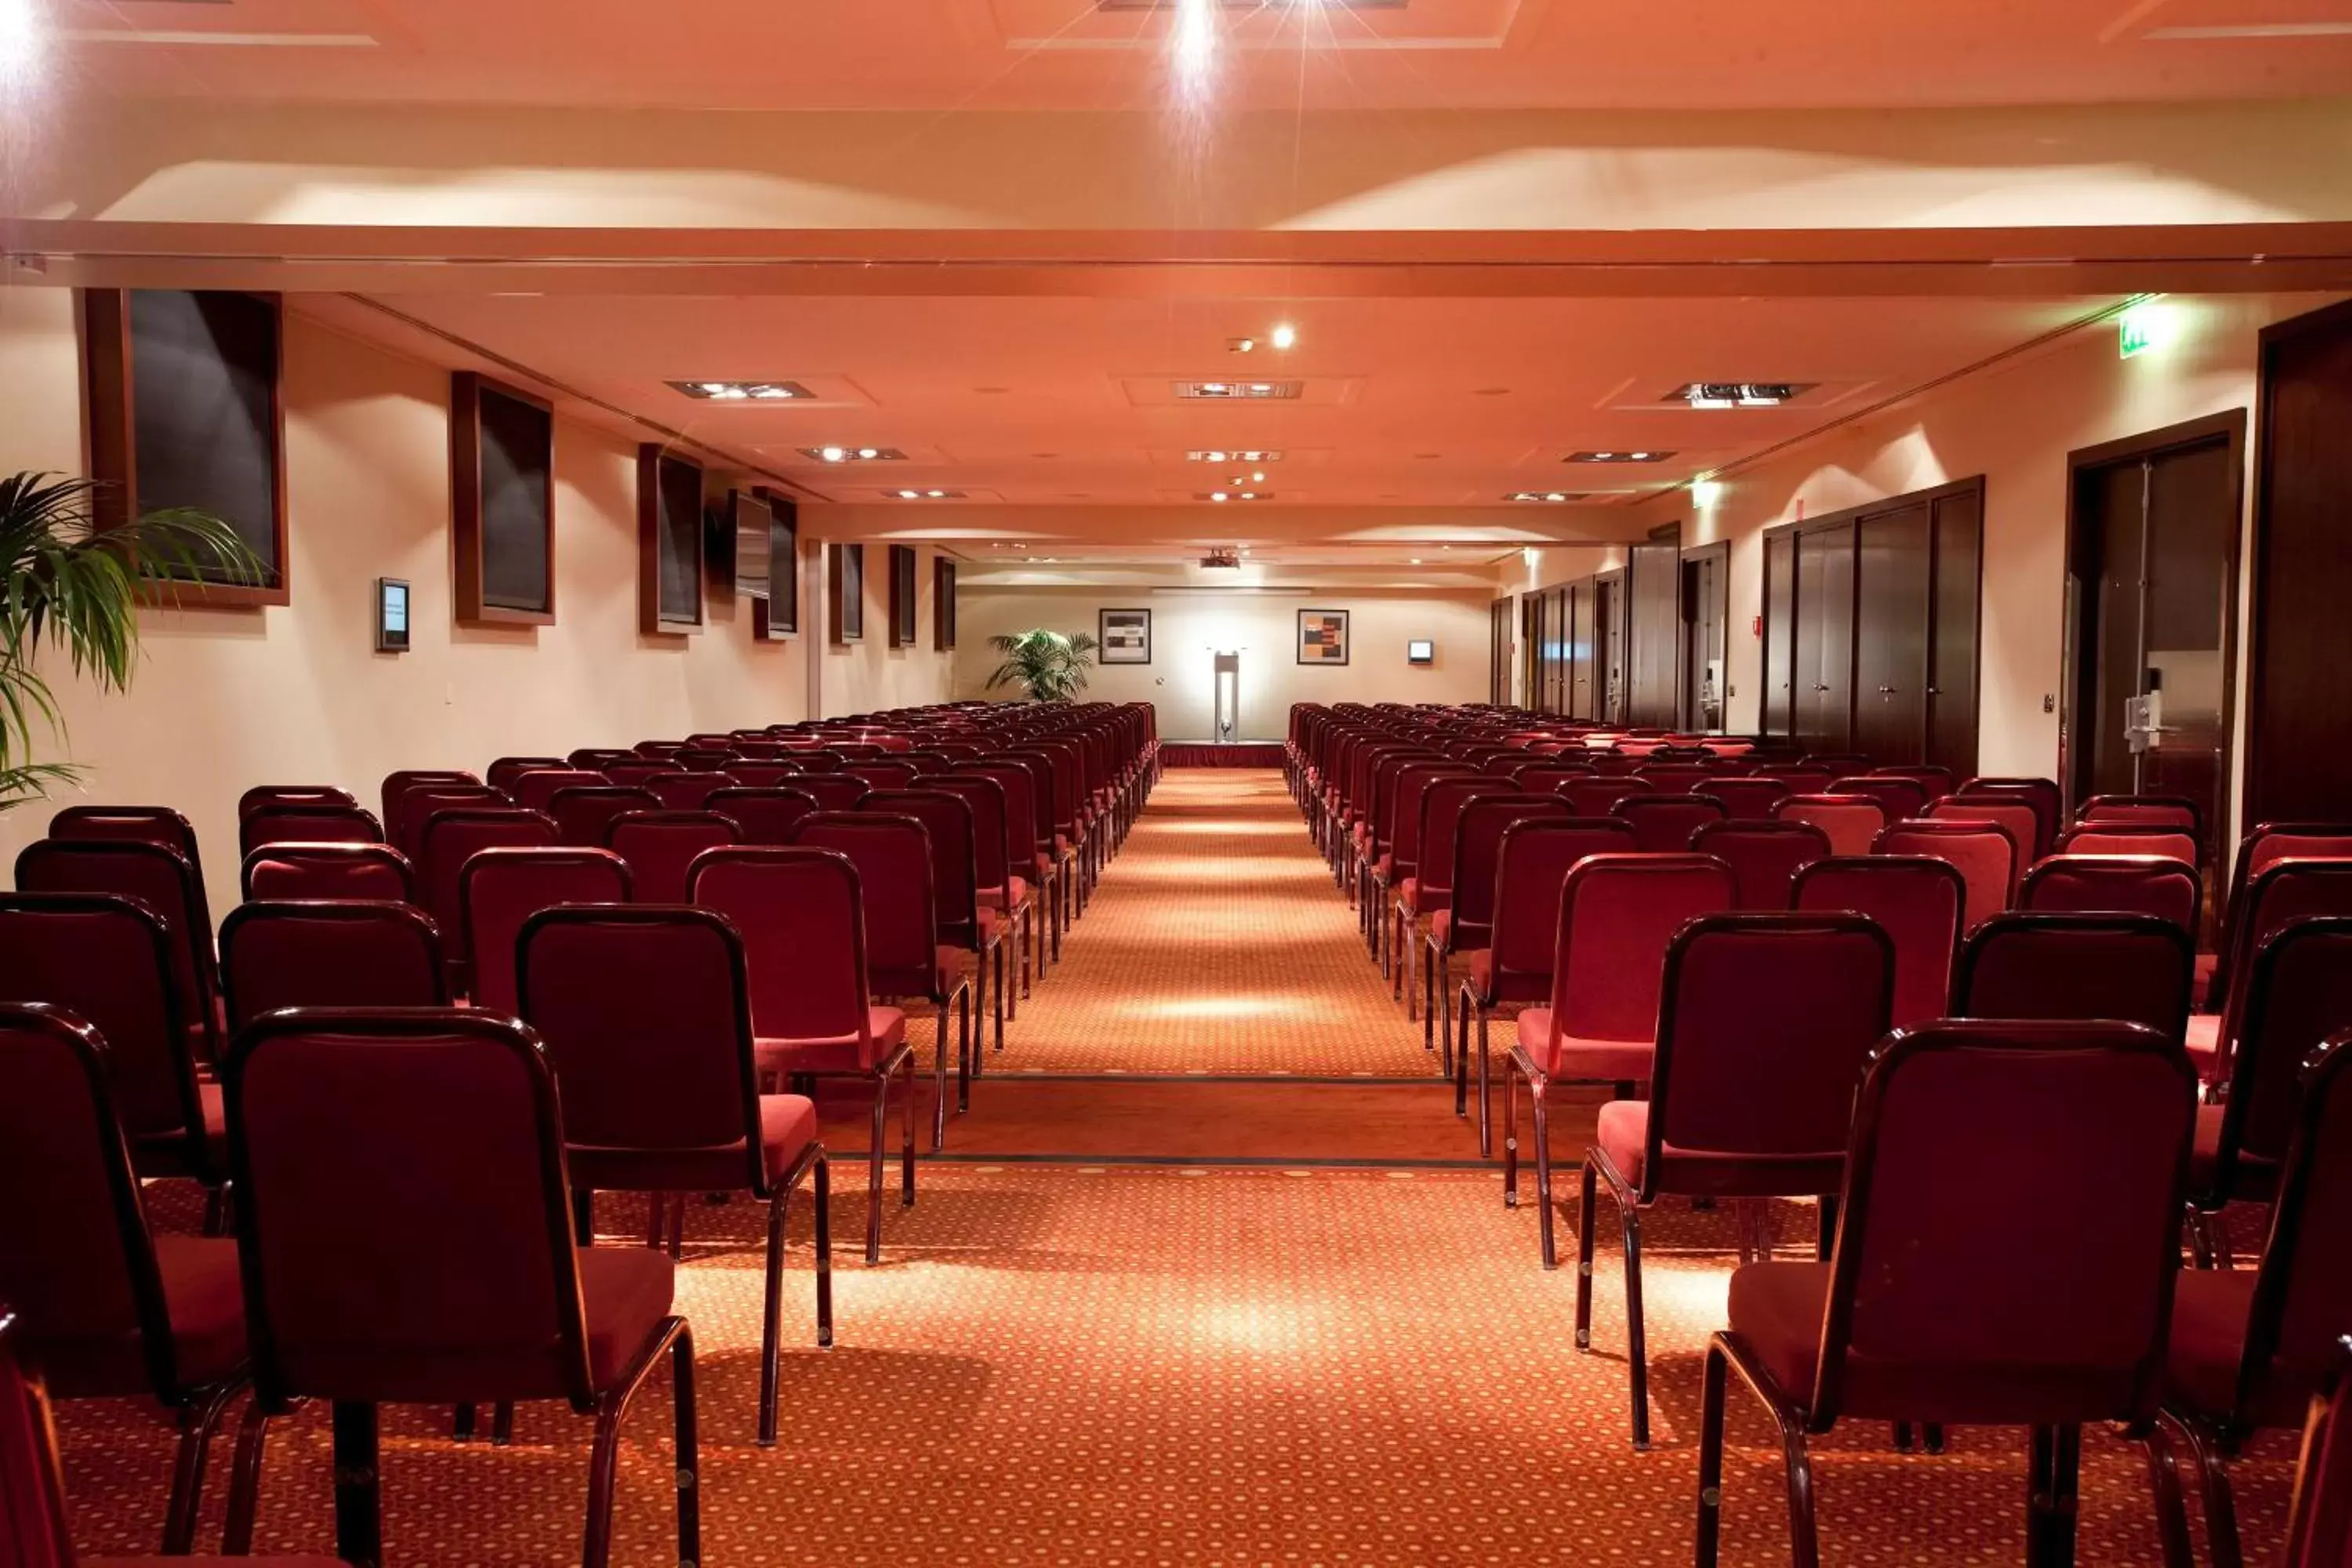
2118;301;2170;359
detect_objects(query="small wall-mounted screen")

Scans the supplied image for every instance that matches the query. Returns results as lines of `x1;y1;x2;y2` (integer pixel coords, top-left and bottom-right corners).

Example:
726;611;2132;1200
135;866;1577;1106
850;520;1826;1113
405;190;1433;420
377;577;411;652
1407;639;1435;665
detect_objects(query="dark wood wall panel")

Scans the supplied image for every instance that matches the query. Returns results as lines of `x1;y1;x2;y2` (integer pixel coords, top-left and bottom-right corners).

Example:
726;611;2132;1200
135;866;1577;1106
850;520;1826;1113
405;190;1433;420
1762;531;1796;738
1926;485;1983;777
637;445;704;635
452;372;556;626
1626;524;1683;727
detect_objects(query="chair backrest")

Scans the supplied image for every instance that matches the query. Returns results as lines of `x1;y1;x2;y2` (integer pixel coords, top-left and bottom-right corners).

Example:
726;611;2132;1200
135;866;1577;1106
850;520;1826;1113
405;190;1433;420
787;813;942;999
2056;822;2200;865
1691;820;1831;910
219;901;447;1031
0;897;204;1151
2022;854;2201;932
2209;920;2352;1197
925;775;1014;892
1933;792;2043;873
721;761;800;789
239;802;384;858
1792;856;1966;1030
1447;793;1574;943
549;785;662;848
381;775;492;858
1869;764;1955;803
45;806;201;873
238;784;357;819
486;756;569;793
1755;766;1834;794
1641;914;1893;1202
225;1010;604;1407
1773;794;1886;858
418;808;560;965
966;763;1044;863
1953;913;2193;1042
1515;765;1593;796
462;848;633;1017
844;761;918;793
1702;776;1792;822
1610;793;1730;853
2080;792;2201;840
642;771;738;811
1807;1019;2194;1427
2284;1341;2352;1568
1550;853;1738;1043
0;1004;181;1399
860;789;980;947
2209;827;2352;1006
790;775;873;814
689;847;882;1059
13;839;216;1056
2215;861;2352;1051
603;810;739;904
1831;775;1929;822
1483;821;1638;1002
1560;776;1651;818
673;747;739;773
517;907;766;1191
567;749;637;771
1874;818;2017;933
1956;777;2063;859
1388;764;1475;877
241;841;416;904
1;1306;85;1567
1638;764;1717;796
702;786;821;848
1414;777;1490;900
508;768;612;813
601;759;671;790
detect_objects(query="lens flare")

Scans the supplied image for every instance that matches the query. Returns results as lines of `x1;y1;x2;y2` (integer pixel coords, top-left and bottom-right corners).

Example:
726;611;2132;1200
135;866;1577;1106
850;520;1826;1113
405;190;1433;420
1170;0;1218;104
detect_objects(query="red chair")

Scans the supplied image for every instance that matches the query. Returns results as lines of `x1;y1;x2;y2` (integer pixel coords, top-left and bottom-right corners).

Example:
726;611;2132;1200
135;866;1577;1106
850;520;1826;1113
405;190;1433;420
1697;1020;2195;1568
221;1009;700;1568
2284;1343;2352;1568
418;807;559;991
1639;764;1718;796
238;784;356;819
1802;752;1871;775
461;847;632;1017
2209;826;2352;1010
844;761;918;793
1502;853;1738;1268
1581;915;1893;1449
1380;765;1479;1004
633;739;684;760
550;784;661;848
517;906;831;1444
2194;860;2352;1084
641;771;736;811
1958;775;2063;860
968;759;1062;975
0;1003;252;1553
0;896;218;1203
510;768;614;813
1955;913;2194;1044
691;847;916;1264
241;841;416;904
378;770;485;856
789;774;873;814
219;901;447;1032
1430;793;1574;1087
1875;817;2017;931
1401;776;1490;1042
1870;764;1955;802
47;805;201;871
1517;764;1594;795
672;747;739;773
1561;775;1651;819
705;786;822;848
13;839;218;1066
865;789;1007;1062
1831;775;1928;822
722;761;801;789
1773;793;1886;857
1703;776;1792;822
1610;792;1730;853
2150;1029;2352;1568
487;756;569;792
930;773;1036;1018
2058;822;2200;865
2082;792;2201;840
1755;766;1834;795
2024;854;2201;931
1691;819;1830;910
568;748;638;771
238;802;383;858
1793;856;1966;1030
601;759;671;790
604;810;739;903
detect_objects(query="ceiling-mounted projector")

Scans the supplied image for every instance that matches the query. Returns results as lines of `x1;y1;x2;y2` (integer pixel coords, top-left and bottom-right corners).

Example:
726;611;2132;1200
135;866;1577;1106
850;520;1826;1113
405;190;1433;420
1200;548;1242;569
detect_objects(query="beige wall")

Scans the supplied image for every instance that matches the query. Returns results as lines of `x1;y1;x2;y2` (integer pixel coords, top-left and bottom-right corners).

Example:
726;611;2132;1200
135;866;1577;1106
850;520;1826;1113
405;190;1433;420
0;286;950;915
956;589;1493;739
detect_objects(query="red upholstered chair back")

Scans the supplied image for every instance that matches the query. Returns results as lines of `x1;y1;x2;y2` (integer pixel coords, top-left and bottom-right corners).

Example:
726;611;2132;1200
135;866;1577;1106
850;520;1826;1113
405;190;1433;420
1869;764;1955;803
2244;826;2352;887
2057;823;2199;865
1587;753;1647;777
418;808;559;967
1874;818;2016;932
2284;1345;2352;1568
2212;920;2352;1190
2081;793;2201;839
0;897;201;1147
1956;776;2063;860
1792;856;1965;1031
1414;778;1489;902
633;740;684;760
0;1308;80;1568
241;841;415;904
517;907;760;1178
967;762;1046;856
1636;764;1717;796
1755;766;1834;794
603;811;739;904
2213;861;2352;1060
1831;775;1928;822
1561;776;1650;818
380;775;490;858
1611;793;1730;853
225;1010;599;1406
1802;753;1871;775
925;776;1014;892
788;775;874;815
1703;776;1792;822
601;760;670;790
787;815;940;997
642;771;737;811
722;762;800;789
548;785;660;849
1691;820;1831;910
239;784;357;819
508;768;612;813
1484;822;1637;1001
1773;794;1886;858
673;747;739;773
1924;797;2037;891
1642;915;1892;1199
860;791;979;948
1448;793;1574;943
1953;913;2193;1042
13;840;215;1057
1550;854;1738;1043
2022;854;2201;932
462;848;632;1018
45;806;200;873
567;749;637;771
1809;1020;2194;1425
0;1004;177;1392
1388;765;1475;879
691;847;880;1055
220;902;447;1032
486;757;568;793
844;762;918;793
703;787;821;848
240;803;383;858
1516;766;1593;796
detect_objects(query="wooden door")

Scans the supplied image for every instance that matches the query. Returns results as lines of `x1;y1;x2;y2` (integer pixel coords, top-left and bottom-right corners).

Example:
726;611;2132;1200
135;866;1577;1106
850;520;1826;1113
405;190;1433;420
1926;486;1983;777
1855;503;1932;766
1763;530;1796;739
1627;525;1682;727
1682;545;1728;733
1795;524;1855;754
1594;572;1625;724
1566;579;1595;720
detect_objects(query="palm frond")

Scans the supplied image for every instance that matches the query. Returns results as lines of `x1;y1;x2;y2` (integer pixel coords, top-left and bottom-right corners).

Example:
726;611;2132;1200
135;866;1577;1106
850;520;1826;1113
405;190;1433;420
982;628;1098;702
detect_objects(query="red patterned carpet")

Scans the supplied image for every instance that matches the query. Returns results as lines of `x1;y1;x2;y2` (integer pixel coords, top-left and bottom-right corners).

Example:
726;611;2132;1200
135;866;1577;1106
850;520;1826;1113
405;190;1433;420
59;771;2292;1565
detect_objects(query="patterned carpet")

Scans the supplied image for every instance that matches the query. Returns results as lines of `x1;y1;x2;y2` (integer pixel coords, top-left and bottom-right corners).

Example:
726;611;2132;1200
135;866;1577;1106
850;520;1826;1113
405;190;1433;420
57;770;2293;1565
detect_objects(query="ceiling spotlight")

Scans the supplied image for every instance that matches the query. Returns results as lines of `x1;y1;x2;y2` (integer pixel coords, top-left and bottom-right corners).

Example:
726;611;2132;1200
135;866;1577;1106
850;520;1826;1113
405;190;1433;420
1409;557;1422;565
897;489;920;499
1670;382;1804;408
1203;450;1229;462
1185;448;1283;463
1250;470;1265;482
1270;323;1298;350
1568;450;1675;464
819;446;846;463
1229;337;1256;354
670;379;814;402
1175;381;1299;401
926;489;946;498
1211;492;1229;503
857;447;880;459
797;446;906;464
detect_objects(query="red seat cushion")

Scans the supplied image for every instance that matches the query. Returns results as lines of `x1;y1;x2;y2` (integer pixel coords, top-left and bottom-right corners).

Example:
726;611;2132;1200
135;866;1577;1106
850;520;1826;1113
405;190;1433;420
31;1235;248;1398
568;1094;818;1193
1514;1010;1652;1082
2165;1269;2310;1428
579;1245;678;1392
1466;949;1548;1006
1595;1100;1844;1199
2187;1011;2222;1076
756;1006;909;1076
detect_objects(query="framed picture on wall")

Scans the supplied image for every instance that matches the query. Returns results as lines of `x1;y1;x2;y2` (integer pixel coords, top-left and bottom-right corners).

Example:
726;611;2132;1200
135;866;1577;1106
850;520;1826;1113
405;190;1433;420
1297;608;1350;666
829;542;865;644
1099;608;1152;665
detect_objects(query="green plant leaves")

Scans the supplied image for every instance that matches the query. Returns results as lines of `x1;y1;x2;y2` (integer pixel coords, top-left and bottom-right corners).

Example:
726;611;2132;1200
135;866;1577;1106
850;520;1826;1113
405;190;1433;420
983;628;1099;703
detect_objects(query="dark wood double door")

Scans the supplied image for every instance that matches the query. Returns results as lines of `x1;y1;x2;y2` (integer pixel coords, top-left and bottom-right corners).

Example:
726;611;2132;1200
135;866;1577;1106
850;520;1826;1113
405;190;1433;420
1764;477;1983;773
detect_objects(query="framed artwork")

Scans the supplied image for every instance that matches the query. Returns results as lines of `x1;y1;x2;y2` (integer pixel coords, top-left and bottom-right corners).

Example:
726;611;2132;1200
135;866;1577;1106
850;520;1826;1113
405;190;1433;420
1297;608;1350;666
934;557;957;650
452;372;555;626
1098;608;1152;665
829;542;865;644
887;543;918;648
636;445;704;636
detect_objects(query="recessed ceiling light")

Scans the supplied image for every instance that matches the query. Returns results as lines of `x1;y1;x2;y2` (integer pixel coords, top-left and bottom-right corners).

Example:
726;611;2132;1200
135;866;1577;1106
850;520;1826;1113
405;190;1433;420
890;488;967;500
799;445;906;463
1185;449;1283;463
1568;450;1676;463
1199;492;1271;503
1667;382;1808;408
1269;323;1298;350
1504;492;1593;504
1228;337;1256;354
670;379;814;402
1174;381;1300;401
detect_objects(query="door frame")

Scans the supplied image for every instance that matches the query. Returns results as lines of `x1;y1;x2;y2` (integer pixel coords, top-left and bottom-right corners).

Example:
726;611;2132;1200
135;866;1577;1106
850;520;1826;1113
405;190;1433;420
2060;408;2246;833
1679;539;1730;732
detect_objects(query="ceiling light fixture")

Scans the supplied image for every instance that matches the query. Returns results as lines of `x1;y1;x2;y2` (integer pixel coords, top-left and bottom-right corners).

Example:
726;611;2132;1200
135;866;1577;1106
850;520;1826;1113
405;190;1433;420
1504;492;1591;504
1228;337;1256;354
1669;382;1806;409
1175;381;1300;401
1269;323;1298;350
890;488;967;501
1568;450;1675;463
799;445;906;463
669;379;814;402
1186;449;1283;463
1200;492;1270;503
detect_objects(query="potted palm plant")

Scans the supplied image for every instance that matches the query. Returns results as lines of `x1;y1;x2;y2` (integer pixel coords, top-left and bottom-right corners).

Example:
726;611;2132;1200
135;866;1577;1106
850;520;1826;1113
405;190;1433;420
983;629;1099;703
2;473;263;807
